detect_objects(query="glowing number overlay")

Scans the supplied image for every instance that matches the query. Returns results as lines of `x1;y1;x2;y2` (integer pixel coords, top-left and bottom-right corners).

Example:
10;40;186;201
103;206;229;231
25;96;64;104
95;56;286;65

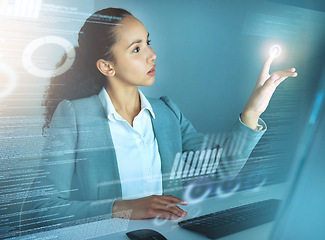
269;44;282;59
0;63;17;98
22;36;75;78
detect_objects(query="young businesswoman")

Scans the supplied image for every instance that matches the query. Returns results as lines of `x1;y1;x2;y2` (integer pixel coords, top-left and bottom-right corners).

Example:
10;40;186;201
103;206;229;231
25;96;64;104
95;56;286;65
31;8;297;224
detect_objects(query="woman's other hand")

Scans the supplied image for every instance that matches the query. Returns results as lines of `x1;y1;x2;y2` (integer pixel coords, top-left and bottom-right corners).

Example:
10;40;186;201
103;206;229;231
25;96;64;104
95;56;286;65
241;55;298;130
112;195;188;220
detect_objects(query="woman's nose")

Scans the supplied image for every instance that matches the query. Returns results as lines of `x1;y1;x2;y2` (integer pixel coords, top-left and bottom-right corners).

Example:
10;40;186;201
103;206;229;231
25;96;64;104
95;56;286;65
148;47;157;62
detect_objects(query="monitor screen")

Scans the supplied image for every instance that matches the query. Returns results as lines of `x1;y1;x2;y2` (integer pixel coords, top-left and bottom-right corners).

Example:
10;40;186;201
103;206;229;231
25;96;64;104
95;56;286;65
0;0;324;238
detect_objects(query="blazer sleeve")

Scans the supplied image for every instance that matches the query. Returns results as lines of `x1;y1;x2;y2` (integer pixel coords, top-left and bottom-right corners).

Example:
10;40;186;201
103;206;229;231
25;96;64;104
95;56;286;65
160;96;266;180
216;115;267;180
23;100;114;229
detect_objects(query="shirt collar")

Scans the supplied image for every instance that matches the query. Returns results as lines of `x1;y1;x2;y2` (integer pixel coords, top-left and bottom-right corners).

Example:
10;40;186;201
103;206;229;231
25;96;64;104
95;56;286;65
98;87;155;121
138;90;155;119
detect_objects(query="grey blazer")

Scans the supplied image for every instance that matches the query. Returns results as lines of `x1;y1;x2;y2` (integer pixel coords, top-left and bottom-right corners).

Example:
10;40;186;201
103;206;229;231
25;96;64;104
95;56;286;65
26;95;265;225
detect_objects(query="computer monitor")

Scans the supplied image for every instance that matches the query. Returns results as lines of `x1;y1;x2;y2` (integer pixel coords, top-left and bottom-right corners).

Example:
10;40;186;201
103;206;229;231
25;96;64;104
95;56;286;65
0;0;324;239
269;65;325;239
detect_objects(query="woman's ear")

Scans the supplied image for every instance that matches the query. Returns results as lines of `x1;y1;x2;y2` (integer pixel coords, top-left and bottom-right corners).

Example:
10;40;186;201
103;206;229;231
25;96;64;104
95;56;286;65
96;59;115;77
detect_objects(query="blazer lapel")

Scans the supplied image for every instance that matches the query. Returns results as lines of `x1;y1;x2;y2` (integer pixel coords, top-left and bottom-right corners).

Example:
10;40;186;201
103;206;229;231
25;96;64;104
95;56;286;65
149;98;183;198
80;95;123;200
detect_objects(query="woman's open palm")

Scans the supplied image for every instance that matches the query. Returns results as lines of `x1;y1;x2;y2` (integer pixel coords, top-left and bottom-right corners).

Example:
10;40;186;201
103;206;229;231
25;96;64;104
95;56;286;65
243;56;298;117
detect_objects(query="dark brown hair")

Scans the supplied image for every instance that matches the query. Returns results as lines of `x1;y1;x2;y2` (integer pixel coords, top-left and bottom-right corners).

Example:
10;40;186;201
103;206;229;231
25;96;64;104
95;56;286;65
42;8;132;133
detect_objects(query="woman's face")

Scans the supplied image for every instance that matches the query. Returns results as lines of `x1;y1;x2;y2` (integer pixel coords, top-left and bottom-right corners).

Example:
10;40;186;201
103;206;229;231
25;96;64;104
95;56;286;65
109;15;157;87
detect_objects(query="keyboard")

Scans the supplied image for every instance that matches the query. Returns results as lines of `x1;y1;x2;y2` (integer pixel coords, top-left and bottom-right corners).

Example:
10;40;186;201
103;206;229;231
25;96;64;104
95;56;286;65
178;199;281;239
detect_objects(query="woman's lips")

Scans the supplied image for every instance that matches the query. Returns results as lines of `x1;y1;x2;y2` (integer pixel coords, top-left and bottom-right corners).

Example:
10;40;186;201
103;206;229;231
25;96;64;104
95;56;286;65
148;66;156;76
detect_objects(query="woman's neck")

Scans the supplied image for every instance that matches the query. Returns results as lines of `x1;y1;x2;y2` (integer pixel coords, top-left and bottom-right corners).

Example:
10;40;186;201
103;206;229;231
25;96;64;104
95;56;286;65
105;83;141;127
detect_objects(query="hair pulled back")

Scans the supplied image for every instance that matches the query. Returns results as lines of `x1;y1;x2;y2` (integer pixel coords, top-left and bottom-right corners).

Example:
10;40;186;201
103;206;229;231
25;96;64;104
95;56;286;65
42;8;132;132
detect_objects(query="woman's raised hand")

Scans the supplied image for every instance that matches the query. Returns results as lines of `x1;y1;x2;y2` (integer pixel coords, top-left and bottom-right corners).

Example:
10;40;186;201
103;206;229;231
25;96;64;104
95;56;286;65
112;195;188;220
241;55;298;129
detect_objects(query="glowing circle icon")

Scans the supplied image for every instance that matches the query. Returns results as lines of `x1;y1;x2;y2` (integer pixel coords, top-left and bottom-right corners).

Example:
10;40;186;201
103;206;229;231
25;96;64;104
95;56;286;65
0;63;17;98
216;182;240;199
269;44;282;59
183;183;212;204
22;36;75;78
251;178;267;192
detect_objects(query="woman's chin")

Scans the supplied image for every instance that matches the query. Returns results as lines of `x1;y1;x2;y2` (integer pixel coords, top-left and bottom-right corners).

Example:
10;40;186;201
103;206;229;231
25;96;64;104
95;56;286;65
142;77;155;87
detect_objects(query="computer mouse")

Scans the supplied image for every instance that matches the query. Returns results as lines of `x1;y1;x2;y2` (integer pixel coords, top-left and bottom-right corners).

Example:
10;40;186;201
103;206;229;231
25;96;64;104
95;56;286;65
126;229;167;240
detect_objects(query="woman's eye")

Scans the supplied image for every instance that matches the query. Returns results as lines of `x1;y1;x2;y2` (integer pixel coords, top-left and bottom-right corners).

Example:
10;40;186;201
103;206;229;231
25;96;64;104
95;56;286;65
133;47;140;53
147;39;151;45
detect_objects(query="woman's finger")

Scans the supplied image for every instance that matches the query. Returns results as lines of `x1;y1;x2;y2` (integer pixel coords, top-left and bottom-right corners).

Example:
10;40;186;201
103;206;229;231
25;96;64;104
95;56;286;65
273;67;296;73
153;202;186;217
260;55;275;77
274;76;289;86
160;195;188;205
270;70;297;80
154;210;180;220
166;204;187;217
264;70;297;88
150;196;187;217
281;67;296;72
151;197;180;207
150;195;181;206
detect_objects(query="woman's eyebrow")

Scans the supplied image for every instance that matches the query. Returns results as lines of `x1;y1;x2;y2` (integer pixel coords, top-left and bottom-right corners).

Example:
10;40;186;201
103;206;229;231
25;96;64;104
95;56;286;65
127;32;149;49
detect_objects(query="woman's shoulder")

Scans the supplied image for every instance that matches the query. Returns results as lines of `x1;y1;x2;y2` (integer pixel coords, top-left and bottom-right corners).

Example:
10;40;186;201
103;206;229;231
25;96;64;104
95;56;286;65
56;94;103;117
70;94;99;105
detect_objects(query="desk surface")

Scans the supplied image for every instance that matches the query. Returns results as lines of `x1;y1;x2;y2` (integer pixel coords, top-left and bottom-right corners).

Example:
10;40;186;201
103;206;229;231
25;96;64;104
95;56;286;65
11;183;287;240
99;183;287;240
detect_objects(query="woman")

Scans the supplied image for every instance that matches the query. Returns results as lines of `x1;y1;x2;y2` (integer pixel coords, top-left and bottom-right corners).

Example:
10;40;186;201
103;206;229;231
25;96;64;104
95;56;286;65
26;7;297;227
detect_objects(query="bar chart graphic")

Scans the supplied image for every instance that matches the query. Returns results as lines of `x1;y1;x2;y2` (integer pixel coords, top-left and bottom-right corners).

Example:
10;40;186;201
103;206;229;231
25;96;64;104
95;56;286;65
0;0;42;19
